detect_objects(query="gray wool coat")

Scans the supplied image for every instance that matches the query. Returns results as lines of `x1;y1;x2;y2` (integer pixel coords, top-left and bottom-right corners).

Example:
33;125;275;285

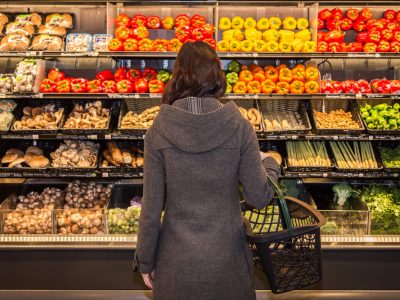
136;97;280;300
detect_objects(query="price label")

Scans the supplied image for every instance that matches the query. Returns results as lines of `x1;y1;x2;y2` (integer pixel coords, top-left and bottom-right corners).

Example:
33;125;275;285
252;53;259;57
356;93;362;100
108;94;118;99
134;94;140;99
88;52;99;57
149;93;161;98
322;173;328;177
326;94;340;99
369;136;374;140
32;134;39;140
88;135;98;140
253;94;259;99
105;134;112;140
333;136;339;140
358;173;364;177
102;172;109;178
291;135;298;140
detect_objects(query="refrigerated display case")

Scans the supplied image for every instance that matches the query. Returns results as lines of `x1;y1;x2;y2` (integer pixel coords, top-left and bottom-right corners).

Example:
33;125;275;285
0;0;399;298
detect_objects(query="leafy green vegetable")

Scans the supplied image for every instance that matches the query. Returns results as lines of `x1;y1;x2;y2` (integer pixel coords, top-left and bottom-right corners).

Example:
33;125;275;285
379;146;400;168
332;184;353;207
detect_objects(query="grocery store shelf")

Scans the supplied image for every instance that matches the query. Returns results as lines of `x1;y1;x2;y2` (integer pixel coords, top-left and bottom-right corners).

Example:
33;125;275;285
0;169;143;179
283;170;400;179
321;235;400;249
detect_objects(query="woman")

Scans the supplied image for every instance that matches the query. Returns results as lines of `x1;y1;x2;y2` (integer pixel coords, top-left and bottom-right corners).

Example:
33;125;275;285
135;41;281;300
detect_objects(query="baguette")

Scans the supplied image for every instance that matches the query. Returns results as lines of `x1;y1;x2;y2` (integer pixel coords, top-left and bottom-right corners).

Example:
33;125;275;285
106;142;122;164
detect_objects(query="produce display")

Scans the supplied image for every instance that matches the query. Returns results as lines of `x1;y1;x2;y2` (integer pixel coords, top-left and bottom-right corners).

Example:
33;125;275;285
330;141;379;169
287;141;331;167
314;109;360;129
237;107;262;130
217;15;316;52
225;61;319;94
15;187;63;210
120;106;160;129
108;13;215;52
101;142;144;168
63;180;112;209
40;67;170;93
263;111;305;131
359;102;400;130
50;141;99;168
56;208;105;235
360;185;400;234
63;101;110;130
0;146;49;169
0;100;16;131
318;8;400;52
12;104;64;130
3;209;53;234
12;59;40;93
321;79;400;94
107;203;141;234
378;145;400;168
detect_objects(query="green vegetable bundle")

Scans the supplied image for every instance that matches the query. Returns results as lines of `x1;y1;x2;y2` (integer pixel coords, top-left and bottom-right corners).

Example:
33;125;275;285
330;141;378;169
360;102;400;130
378;145;400;168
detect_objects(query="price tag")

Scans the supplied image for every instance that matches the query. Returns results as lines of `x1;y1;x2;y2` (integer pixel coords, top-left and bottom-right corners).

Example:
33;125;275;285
108;94;118;99
358;173;364;177
291;135;298;140
89;52;99;57
322;173;328;178
252;52;259;57
253;94;259;99
88;135;97;140
105;134;112;140
150;93;161;98
356;93;362;100
333;136;338;140
102;172;109;178
32;134;39;140
142;134;146;139
134;94;140;99
369;136;374;140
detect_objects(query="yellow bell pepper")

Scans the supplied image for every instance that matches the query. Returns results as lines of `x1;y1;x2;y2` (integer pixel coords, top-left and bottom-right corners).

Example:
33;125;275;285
217;40;230;52
297;17;309;30
265;40;279;52
233;29;244;41
229;40;241;52
219;17;232;30
253;39;266;52
256;17;270;30
279;30;295;43
283;16;297;30
231;16;244;29
222;29;235;41
244;28;258;41
241;40;253;52
291;38;304;52
256;30;262;40
269;16;282;30
244;17;257;29
278;41;292;52
262;29;279;42
302;41;316;52
295;29;311;42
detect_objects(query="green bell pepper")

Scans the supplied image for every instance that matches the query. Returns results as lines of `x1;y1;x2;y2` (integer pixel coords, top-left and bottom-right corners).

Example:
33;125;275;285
226;72;239;85
156;70;171;83
228;60;241;73
226;82;232;94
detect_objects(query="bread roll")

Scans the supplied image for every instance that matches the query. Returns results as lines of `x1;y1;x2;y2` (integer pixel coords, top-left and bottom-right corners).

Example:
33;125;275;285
6;22;35;35
0;35;30;51
25;146;44;156
38;24;66;36
2;153;18;164
136;156;144;168
102;150;120;167
122;151;133;164
15;13;42;27
8;157;25;168
27;156;49;168
0;13;9;25
107;142;122;164
31;35;63;51
45;13;73;28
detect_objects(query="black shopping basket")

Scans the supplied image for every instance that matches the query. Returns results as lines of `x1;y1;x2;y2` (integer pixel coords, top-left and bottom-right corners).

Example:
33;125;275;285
242;176;326;294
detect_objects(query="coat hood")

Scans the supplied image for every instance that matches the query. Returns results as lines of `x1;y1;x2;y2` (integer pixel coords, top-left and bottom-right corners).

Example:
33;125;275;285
153;98;242;153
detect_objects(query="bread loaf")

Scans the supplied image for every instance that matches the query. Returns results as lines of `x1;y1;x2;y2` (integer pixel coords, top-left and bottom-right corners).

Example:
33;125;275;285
107;142;122;164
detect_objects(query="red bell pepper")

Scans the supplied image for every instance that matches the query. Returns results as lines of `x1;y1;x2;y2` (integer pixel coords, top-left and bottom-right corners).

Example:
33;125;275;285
148;79;165;93
203;38;216;50
381;29;393;42
40;79;56;93
340;18;353;31
342;80;360;94
317;32;325;42
96;70;114;82
377;79;391;94
347;42;363;52
392;31;400;42
359;8;372;21
384;9;396;20
162;17;174;30
108;38;123;51
366;19;378;31
391;80;400;93
326;19;341;31
175;25;191;42
47;68;65;82
174;14;191;28
353;20;366;32
134;78;149;93
202;24;214;37
328;42;341;52
346;8;359;21
191;15;206;28
377;40;391;52
167;38;182;52
363;42;377;52
367;31;381;44
153;39;168;52
340;42;347;52
87;79;102;93
318;9;332;21
396;11;400;22
143;68;157;82
357;79;372;93
385;21;397;31
356;32;368;43
147;16;161;29
71;78;88;93
123;38;138;51
391;41;400;52
126;68;142;82
191;26;210;40
317;18;324;30
317;41;328;52
321;80;336;93
56;79;70;93
138;38;153;51
130;15;147;29
115;26;131;41
115;14;130;28
375;19;388;30
114;67;127;82
132;26;149;40
102;80;117;93
117;79;134;93
324;30;345;43
332;81;344;93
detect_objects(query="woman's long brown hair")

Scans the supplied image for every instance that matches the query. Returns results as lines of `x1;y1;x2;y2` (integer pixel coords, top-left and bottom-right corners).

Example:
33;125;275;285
162;41;226;105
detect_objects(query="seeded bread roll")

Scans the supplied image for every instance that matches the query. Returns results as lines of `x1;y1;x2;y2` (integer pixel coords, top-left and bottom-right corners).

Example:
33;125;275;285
15;13;42;27
6;22;35;35
0;35;30;51
45;13;73;28
31;35;63;51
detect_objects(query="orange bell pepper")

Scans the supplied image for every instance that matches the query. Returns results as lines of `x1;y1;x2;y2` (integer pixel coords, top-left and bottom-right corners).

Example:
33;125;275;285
289;80;305;94
275;81;290;94
233;81;247;94
305;80;320;94
294;64;305;70
253;72;266;83
291;67;305;81
264;66;279;83
239;70;254;84
277;64;288;70
305;66;319;81
279;68;293;83
241;65;248;71
261;79;275;94
249;63;263;74
247;80;262;94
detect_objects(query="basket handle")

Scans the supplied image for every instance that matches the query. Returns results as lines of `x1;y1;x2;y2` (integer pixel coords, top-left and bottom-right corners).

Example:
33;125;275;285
267;176;294;236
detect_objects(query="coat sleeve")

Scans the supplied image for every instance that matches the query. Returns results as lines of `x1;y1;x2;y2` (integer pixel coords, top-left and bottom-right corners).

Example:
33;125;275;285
239;122;280;209
136;130;165;274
